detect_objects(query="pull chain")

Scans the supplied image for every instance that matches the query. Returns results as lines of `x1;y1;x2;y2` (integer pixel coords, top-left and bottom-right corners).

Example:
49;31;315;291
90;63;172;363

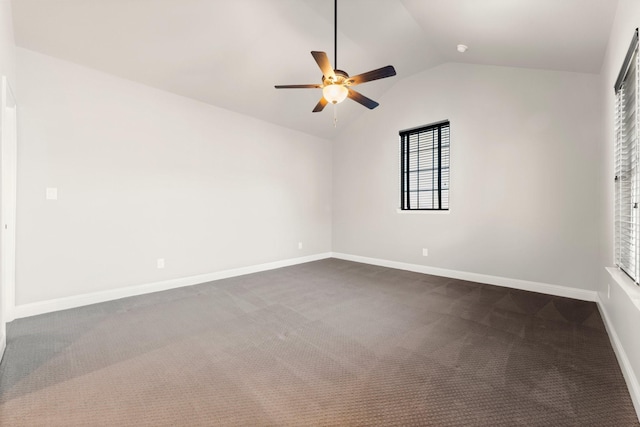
333;103;338;128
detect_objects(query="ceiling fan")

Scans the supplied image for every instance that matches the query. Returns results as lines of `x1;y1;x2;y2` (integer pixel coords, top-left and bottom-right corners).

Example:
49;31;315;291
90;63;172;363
275;0;396;113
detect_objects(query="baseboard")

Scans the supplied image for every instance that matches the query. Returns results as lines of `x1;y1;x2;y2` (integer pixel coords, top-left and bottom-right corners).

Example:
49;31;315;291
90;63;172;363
331;252;598;302
597;295;640;422
11;252;332;320
12;251;598;318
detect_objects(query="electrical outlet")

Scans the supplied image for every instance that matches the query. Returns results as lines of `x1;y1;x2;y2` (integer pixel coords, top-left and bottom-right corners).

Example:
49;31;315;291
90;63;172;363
157;258;165;269
298;242;303;250
422;248;428;256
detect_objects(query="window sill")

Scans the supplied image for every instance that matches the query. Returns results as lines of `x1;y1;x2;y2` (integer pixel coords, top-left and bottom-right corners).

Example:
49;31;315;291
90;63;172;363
396;209;450;215
606;267;640;310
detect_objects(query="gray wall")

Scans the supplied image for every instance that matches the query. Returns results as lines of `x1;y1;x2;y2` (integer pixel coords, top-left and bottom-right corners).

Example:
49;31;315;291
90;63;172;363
15;48;332;305
333;62;602;291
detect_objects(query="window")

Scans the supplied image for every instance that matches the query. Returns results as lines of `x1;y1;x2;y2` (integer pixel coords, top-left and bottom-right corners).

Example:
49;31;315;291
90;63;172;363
400;120;450;210
615;29;640;284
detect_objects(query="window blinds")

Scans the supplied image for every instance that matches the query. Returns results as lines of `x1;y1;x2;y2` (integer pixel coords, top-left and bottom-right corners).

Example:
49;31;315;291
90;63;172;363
615;29;640;284
400;121;450;210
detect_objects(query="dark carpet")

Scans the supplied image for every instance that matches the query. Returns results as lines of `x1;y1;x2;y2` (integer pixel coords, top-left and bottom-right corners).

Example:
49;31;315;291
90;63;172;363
0;258;637;426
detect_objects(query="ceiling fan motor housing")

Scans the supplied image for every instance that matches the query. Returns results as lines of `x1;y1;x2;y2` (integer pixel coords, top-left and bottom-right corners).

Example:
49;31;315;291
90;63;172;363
323;69;352;86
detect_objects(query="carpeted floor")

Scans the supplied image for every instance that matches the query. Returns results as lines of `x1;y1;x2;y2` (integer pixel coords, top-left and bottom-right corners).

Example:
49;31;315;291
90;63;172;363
0;258;637;426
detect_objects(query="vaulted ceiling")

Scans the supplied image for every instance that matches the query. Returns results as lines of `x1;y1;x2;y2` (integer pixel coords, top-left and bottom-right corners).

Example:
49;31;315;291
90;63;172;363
11;0;618;139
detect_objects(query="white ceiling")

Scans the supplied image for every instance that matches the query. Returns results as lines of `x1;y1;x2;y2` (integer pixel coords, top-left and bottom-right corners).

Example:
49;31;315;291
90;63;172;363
11;0;618;139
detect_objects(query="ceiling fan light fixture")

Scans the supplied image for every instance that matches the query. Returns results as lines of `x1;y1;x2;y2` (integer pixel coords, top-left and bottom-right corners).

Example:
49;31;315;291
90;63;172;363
323;84;348;104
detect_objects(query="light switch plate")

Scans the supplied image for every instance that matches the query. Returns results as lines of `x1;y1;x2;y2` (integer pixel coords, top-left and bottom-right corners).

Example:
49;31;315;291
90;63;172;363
46;187;58;200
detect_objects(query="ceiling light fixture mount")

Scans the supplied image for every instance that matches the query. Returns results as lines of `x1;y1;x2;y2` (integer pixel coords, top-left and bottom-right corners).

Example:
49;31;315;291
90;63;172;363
274;0;397;115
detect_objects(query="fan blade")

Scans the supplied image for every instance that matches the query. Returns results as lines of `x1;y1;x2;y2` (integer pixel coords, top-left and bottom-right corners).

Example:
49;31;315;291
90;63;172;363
275;84;322;89
346;65;396;86
311;51;336;81
347;89;379;109
312;97;328;113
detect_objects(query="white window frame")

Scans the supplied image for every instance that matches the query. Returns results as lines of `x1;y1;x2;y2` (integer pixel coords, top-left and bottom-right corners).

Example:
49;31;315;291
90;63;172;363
615;29;640;285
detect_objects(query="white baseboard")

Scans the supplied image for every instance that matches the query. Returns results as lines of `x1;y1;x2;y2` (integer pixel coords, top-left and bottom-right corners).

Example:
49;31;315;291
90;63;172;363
11;251;598;317
11;252;332;320
12;252;598;321
597;295;640;422
331;252;598;302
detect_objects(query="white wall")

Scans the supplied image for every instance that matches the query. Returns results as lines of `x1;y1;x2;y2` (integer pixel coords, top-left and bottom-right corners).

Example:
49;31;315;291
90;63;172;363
333;62;602;292
0;1;15;85
15;48;332;306
599;0;640;415
0;0;16;359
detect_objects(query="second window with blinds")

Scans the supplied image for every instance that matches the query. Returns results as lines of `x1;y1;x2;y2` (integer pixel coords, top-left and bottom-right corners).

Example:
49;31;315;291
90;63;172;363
400;120;450;211
615;29;640;285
